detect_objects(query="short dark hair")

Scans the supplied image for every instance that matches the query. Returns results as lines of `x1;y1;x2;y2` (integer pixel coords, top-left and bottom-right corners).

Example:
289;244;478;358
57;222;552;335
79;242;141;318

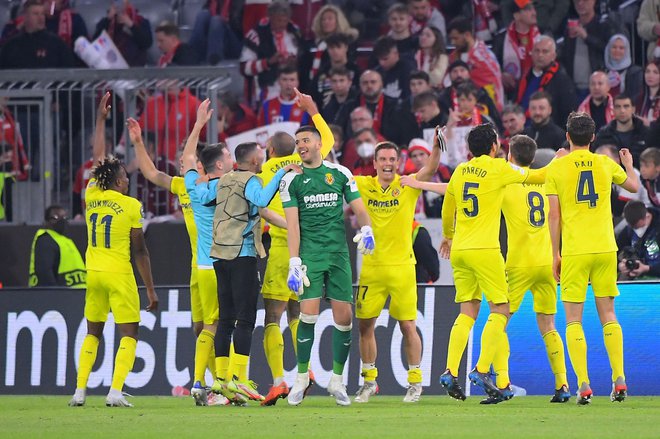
502;104;525;117
200;143;228;173
529;90;552;105
614;93;634;105
326;33;351;48
45;204;65;222
387;3;409;16
447;16;472;35
623;200;648;226
566;112;596;147
196;142;207;160
268;0;291;16
329;66;351;79
466;124;497;157
640;147;660;166
412;91;438;110
218;91;240;113
278;63;298;77
375;141;401;159
373;36;398;59
509;135;537;167
234;142;259;164
93;155;124;190
456;82;478;99
155;21;180;37
295;125;321;139
410;70;431;83
270;132;296;157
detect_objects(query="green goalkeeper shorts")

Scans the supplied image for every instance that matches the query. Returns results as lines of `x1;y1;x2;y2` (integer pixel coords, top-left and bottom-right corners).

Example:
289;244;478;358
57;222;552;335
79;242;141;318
300;252;353;303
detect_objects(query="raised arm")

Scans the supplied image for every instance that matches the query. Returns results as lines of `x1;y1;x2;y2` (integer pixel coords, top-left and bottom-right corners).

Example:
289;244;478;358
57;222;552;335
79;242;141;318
295;88;334;158
126;117;172;189
548;194;562;282
130;227;158;311
400;174;448;194
416;126;444;182
92;92;111;166
182;99;214;173
618;148;640;194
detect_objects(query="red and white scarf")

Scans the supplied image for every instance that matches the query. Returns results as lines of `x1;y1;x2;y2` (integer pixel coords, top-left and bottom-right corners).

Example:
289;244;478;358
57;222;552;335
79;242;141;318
456;106;483;127
472;0;497;41
158;42;181;67
502;22;539;80
577;94;615;124
360;94;385;134
57;8;73;46
309;40;327;80
450;40;504;111
415;50;436;74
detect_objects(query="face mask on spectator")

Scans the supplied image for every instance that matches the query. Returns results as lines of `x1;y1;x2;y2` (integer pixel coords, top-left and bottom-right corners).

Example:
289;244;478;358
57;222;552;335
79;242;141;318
634;224;649;238
357;142;375;159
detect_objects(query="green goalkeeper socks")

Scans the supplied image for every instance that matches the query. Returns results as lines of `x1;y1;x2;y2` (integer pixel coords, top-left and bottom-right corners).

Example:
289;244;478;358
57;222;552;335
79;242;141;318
332;324;352;375
296;319;315;374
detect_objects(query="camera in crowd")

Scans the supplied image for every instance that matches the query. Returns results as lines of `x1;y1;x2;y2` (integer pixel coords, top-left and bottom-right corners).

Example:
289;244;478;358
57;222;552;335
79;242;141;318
620;246;641;270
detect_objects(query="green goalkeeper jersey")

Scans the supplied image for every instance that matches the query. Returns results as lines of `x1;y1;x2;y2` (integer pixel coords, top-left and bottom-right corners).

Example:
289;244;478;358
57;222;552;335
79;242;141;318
280;161;361;255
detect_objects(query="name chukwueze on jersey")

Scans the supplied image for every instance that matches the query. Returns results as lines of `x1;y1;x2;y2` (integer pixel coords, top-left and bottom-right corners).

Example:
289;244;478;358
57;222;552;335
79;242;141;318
304;192;339;208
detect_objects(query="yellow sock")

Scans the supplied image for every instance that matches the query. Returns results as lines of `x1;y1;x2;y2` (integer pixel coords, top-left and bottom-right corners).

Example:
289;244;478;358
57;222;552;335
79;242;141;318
289;318;300;356
232;353;250;381
566;322;589;387
542;329;567;389
476;313;507;373
492;332;510;388
408;366;422;384
207;345;217;380
111;337;137;392
194;330;214;385
603;321;625;382
215;356;229;382
446;314;475;376
361;364;378;382
76;334;99;389
264;323;285;381
226;343;236;381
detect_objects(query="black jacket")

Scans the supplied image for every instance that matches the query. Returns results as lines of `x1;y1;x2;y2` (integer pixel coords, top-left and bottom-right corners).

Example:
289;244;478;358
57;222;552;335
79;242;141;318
593;117;648;167
518;65;577;127
348;94;416;146
523;120;566;151
616;209;660;278
414;225;440;283
375;58;417;104
0;29;74;68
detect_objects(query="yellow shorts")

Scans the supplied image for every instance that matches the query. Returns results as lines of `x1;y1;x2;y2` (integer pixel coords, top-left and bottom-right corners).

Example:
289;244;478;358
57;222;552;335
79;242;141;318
451;249;508;304
506;265;557;314
189;266;203;323
560;252;619;303
262;245;297;302
197;267;219;324
85;270;140;324
356;264;417;321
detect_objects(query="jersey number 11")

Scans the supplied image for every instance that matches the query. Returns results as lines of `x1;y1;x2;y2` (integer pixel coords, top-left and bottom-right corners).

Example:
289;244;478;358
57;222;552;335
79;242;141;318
90;213;113;248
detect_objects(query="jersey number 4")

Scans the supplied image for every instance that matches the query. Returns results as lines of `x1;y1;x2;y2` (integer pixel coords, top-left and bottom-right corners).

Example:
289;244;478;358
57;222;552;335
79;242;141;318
576;170;599;208
90;213;113;248
527;192;545;227
462;182;479;217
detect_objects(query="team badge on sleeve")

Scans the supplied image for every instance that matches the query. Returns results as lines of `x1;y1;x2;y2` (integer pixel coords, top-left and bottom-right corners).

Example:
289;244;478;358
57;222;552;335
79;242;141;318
325;173;335;185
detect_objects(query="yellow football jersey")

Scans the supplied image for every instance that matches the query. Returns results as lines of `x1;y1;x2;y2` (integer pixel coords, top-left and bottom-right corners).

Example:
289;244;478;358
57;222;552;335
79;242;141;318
355;174;421;266
545;149;627;256
443;155;538;251
259;113;334;245
85;178;143;273
502;173;552;268
170;176;197;266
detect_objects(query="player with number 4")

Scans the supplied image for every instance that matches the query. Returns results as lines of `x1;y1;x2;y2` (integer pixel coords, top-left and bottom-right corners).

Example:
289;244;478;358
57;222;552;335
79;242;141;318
546;112;638;405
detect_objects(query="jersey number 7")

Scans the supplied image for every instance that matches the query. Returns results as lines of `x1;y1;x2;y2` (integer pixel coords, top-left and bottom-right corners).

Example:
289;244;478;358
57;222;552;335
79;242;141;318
462;182;479;217
90;213;113;248
576;170;599;208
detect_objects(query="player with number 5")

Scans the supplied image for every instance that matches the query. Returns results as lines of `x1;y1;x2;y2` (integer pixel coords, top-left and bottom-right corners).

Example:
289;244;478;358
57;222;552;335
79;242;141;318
546;112;638;405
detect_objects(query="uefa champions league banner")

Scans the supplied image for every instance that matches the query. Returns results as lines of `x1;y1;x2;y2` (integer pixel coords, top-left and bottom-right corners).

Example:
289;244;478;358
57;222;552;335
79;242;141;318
1;283;658;396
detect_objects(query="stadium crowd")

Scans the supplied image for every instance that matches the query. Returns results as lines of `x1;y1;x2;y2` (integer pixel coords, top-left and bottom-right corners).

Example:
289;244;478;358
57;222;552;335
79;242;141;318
1;0;659;282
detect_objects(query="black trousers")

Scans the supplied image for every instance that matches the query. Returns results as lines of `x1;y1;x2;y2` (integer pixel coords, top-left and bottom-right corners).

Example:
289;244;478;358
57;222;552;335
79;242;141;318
213;256;260;358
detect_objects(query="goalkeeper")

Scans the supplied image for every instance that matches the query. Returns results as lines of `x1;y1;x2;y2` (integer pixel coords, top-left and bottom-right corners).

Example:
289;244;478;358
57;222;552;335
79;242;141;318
279;124;373;407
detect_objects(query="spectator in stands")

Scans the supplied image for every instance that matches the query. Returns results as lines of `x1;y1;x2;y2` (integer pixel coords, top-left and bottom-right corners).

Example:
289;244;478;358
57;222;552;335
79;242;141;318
93;1;152;67
605;34;642;101
471;0;498;42
523;91;567;151
414;26;448;89
447;16;504;111
258;66;311;126
637;60;660;126
217;91;258;142
501;104;527;152
188;0;243;65
374;36;416;103
289;0;326;41
594;94;648;166
305;5;359;88
352;128;378;176
501;0;569;36
310;33;360;108
340;107;385;171
386;3;417;59
0;103;29;182
517;36;576;127
321;66;357;131
640;147;660;208
44;0;87;52
412;220;440;283
637;0;660;62
495;0;539;96
403;70;433;113
0;0;74;69
408;137;452;218
409;0;446;37
438;60;501;130
1;3;24;47
577;71;614;131
596;144;648;220
329;124;344;163
617;201;660;280
155;21;199;67
28;204;85;288
559;0;620;100
240;1;302;104
413;91;447;137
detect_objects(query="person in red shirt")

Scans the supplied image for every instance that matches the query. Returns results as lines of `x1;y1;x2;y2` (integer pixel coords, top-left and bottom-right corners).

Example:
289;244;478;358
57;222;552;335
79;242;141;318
217;91;258;142
258;65;311;126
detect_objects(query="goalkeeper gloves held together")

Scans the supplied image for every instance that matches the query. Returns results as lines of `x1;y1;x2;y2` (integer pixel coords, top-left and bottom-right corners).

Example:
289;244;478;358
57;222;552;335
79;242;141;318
353;225;375;255
287;257;310;296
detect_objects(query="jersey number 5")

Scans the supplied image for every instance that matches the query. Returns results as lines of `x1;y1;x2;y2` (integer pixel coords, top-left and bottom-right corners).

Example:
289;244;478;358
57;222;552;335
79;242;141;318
90;213;113;248
576;170;599;208
462;182;479;217
527;192;545;227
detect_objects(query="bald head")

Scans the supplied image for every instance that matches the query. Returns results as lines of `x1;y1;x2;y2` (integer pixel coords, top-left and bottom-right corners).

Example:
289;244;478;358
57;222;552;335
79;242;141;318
359;70;383;101
531;36;556;71
589;71;611;101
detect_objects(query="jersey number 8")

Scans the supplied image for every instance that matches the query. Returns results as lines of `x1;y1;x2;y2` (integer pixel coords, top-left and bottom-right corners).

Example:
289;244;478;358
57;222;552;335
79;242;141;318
527;191;545;227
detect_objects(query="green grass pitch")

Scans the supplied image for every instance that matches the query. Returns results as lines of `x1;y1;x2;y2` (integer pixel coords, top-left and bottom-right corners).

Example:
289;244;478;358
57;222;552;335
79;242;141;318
1;395;658;438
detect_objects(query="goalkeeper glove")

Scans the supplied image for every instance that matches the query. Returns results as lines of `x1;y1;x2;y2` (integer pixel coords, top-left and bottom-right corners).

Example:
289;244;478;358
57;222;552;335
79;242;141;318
287;257;310;296
353;225;375;255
